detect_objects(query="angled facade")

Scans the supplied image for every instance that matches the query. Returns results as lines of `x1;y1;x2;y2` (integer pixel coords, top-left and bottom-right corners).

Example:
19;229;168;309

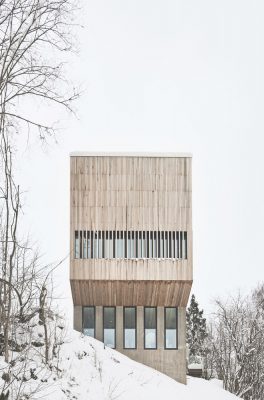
70;153;193;384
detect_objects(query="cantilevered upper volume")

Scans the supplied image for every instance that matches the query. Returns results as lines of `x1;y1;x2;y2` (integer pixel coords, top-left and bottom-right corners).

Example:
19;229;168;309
70;153;193;384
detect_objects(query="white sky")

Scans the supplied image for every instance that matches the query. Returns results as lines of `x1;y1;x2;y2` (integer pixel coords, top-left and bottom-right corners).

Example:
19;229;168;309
15;0;264;321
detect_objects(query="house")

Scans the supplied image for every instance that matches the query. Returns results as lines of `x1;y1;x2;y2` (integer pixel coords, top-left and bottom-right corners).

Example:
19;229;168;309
70;153;193;384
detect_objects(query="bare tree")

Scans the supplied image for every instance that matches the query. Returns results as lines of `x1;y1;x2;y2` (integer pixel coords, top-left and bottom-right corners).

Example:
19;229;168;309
0;0;79;140
0;134;20;363
207;289;264;400
0;1;80;398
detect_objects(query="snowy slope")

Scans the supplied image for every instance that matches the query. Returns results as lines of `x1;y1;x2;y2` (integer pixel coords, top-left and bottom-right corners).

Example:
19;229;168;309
0;329;241;400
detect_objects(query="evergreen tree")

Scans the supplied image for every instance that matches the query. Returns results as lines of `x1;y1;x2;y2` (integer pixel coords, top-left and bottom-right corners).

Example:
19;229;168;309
186;294;207;362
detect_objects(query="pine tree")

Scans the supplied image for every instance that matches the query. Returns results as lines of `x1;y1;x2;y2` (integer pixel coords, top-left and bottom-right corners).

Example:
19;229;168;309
186;294;207;363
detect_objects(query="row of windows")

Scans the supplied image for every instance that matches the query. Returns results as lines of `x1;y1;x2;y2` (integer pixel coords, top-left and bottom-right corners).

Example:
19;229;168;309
83;306;178;350
75;231;187;259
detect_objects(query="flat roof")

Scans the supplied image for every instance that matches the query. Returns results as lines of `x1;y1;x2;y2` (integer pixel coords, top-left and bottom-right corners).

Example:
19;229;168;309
70;152;192;158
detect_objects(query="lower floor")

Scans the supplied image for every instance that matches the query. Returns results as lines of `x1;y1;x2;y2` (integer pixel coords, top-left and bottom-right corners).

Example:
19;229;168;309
73;305;187;384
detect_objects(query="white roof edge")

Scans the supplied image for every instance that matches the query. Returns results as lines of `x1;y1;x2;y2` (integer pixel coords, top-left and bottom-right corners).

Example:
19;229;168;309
70;152;192;158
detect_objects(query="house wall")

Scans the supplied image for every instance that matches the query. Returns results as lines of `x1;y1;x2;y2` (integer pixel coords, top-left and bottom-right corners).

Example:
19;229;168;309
70;154;192;384
73;305;187;384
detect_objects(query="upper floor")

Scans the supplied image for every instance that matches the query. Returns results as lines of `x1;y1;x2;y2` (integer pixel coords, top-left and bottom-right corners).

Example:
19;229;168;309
70;153;193;288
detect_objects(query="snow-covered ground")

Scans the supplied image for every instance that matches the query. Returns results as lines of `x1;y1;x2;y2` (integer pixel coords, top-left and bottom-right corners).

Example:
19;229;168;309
0;329;240;400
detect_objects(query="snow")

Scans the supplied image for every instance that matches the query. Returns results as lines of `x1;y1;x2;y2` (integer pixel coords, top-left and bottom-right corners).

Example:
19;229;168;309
188;363;203;369
0;328;241;399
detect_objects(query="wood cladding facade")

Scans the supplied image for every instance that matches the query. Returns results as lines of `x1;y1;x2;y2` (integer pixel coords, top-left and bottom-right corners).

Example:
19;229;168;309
70;155;193;307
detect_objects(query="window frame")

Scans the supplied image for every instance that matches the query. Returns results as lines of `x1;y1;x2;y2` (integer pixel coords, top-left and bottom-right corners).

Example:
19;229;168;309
103;306;116;349
144;306;157;350
82;306;96;338
164;307;178;350
123;306;137;349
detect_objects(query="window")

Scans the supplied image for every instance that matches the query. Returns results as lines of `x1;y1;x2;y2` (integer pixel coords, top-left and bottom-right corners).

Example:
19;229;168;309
124;307;136;349
164;307;177;349
87;231;92;258
153;231;157;257
103;307;116;348
130;231;136;257
75;231;80;258
83;306;95;338
148;231;153;258
98;231;103;258
74;230;187;260
137;232;142;258
144;307;157;349
116;231;125;258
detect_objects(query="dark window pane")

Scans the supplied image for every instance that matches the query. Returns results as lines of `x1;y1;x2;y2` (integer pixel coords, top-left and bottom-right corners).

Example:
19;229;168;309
145;308;156;329
184;231;187;259
124;307;136;329
104;307;115;329
165;308;177;329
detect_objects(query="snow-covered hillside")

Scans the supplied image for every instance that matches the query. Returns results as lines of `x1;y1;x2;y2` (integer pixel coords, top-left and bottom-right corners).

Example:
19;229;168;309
0;329;240;400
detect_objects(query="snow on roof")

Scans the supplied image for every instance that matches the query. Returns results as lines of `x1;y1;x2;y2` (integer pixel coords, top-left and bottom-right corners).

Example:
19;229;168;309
70;152;192;158
188;363;203;370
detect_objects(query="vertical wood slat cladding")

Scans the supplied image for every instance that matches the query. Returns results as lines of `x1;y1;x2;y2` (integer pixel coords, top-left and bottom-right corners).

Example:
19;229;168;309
70;280;192;307
70;259;192;281
70;156;192;231
70;155;192;307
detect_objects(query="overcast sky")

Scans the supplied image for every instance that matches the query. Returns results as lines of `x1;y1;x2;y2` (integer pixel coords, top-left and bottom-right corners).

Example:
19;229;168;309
16;0;264;320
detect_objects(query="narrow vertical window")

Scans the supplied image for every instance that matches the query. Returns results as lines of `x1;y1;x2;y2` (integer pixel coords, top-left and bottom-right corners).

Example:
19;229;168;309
184;231;187;259
137;231;142;258
102;231;105;258
98;231;103;258
179;231;182;259
164;231;168;258
160;231;164;258
109;231;113;258
146;231;150;258
168;232;172;258
149;231;153;258
124;231;127;258
135;231;138;257
172;232;176;258
80;231;83;259
91;231;94;259
74;231;80;259
83;306;95;337
144;231;148;257
113;231;116;258
103;307;116;348
165;307;177;349
87;231;92;258
131;232;135;258
116;231;124;258
127;231;131;258
140;231;144;257
83;231;87;259
104;231;109;258
144;307;157;349
124;307;136;349
153;231;157;258
93;231;98;259
176;231;179;258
